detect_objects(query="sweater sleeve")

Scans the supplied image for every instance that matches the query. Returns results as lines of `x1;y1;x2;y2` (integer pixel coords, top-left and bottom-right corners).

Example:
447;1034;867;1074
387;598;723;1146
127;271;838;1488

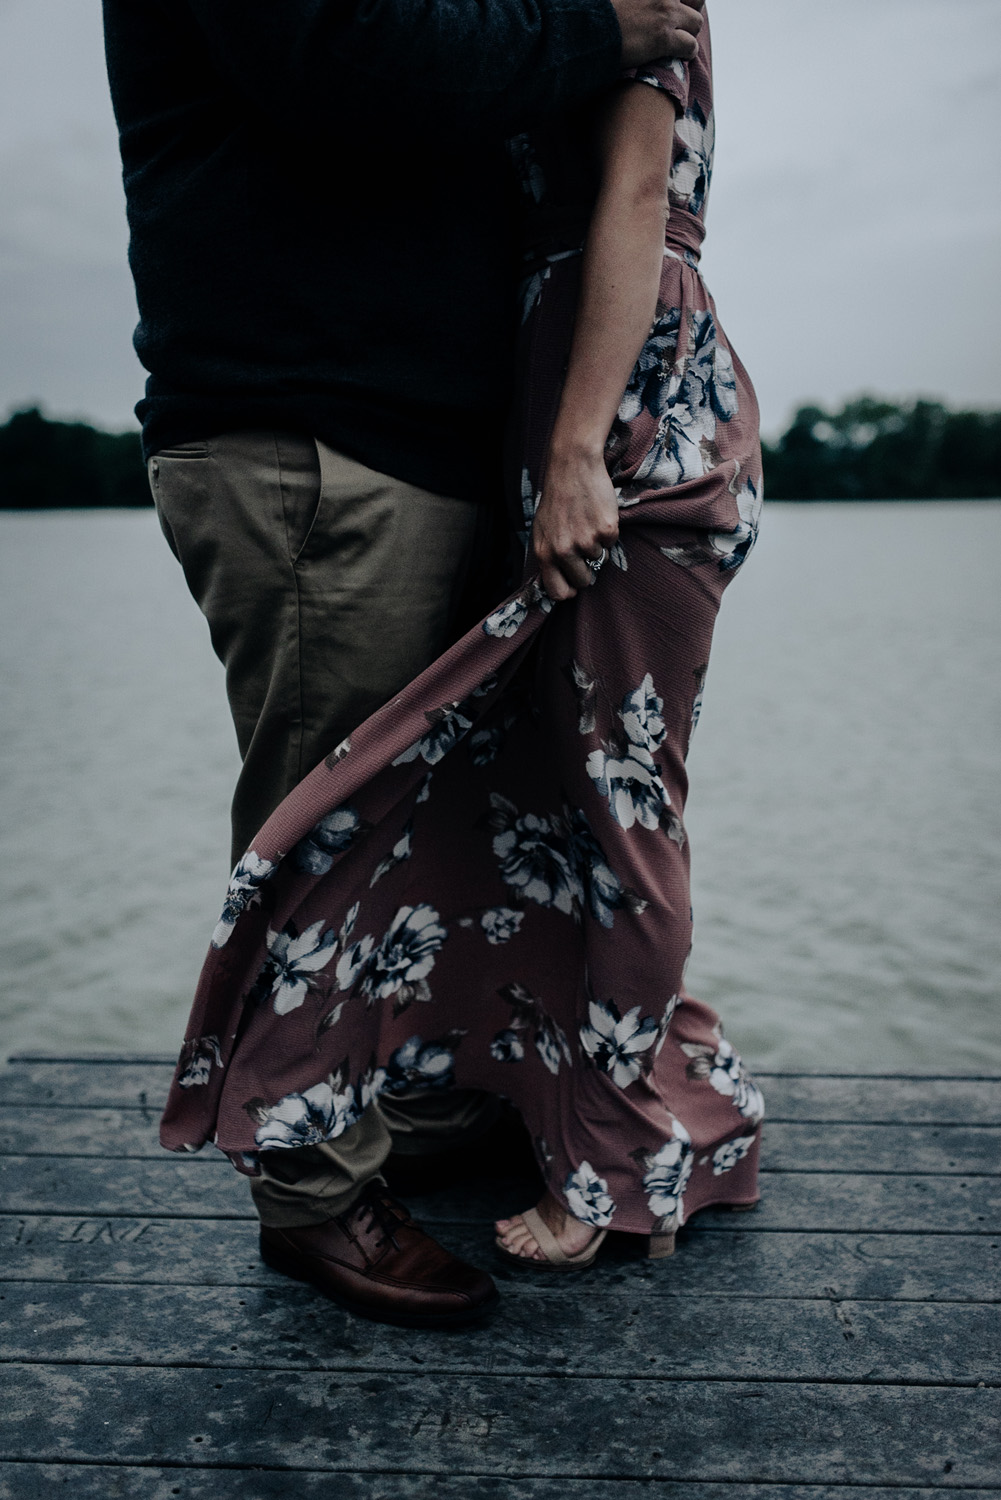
182;0;624;138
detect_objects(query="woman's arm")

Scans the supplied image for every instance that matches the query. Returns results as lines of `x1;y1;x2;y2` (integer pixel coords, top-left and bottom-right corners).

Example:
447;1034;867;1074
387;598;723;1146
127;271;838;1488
531;80;677;600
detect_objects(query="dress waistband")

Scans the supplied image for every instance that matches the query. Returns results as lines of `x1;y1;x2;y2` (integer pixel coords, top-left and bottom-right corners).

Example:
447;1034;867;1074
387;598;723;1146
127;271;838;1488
662;207;704;263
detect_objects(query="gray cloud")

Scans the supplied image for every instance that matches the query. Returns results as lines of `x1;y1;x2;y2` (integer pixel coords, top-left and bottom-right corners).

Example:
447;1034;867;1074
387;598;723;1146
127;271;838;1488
1;0;999;435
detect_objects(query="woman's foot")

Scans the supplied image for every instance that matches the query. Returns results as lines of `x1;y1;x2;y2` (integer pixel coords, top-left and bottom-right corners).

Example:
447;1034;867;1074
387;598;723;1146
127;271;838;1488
495;1189;599;1262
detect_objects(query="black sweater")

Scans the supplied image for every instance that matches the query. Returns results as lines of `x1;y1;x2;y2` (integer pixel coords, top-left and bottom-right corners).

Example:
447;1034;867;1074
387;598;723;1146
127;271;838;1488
102;0;622;500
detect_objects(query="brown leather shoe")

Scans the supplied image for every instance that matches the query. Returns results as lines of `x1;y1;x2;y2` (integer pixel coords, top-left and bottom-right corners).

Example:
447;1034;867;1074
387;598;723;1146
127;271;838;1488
259;1185;499;1328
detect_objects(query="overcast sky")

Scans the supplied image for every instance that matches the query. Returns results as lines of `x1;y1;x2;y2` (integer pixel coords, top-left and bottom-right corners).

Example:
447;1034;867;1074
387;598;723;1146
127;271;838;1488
1;0;999;436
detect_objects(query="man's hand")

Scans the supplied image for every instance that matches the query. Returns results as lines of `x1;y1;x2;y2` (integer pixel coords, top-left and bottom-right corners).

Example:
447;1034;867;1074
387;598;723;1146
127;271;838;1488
611;0;705;68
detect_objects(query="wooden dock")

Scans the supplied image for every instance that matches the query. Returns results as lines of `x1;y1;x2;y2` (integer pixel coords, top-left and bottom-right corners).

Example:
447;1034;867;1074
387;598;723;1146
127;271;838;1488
0;1056;998;1497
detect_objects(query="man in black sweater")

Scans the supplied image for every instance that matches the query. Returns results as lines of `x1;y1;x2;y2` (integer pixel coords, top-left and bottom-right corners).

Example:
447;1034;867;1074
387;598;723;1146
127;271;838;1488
104;0;706;1327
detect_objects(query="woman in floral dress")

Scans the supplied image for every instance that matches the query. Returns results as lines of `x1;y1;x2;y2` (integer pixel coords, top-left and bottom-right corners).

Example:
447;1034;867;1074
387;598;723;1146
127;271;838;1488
160;6;765;1267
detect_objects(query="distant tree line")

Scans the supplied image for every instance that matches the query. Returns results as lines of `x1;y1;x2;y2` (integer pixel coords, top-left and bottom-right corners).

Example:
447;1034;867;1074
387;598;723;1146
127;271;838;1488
761;397;1001;500
0;407;149;508
1;398;999;508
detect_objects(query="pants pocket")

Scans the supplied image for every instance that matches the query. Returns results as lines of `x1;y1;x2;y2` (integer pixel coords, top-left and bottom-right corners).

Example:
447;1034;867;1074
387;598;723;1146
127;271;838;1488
275;435;324;564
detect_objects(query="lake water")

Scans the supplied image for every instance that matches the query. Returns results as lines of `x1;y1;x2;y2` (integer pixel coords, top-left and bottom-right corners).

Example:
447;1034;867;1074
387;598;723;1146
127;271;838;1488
1;504;999;1072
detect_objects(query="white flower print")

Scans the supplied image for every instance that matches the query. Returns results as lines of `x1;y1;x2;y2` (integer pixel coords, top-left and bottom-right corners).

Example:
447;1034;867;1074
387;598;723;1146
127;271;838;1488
469;725;504;765
253;919;338;1015
616;307;682;424
682;1036;765;1123
177;1034;222;1088
534;1023;570;1076
483;579;553;639
335;932;374;992
579;997;658;1088
491;806;582;916
671;100;715;215
519;465;539;536
620;673;666;753
487;795;644;928
381;1032;464;1093
633;309;737;492
654;992;681;1055
497;981;573;1076
662;474;763;573
565;806;648;928
586;741;668;832
357;1062;387;1113
480;907;524;944
369;821;413;887
632;379;704;489
251;1075;359;1150
712;1134;757;1175
336;903;447;1017
587;674;681;834
640;1121;694;1224
294;805;366;877
363;904;448;1002
317;999;345;1035
393;701;476;766
712;476;763;571
564;1161;615;1228
490;1028;525;1063
629;56;685;97
323;736;351;770
564;659;597;735
690;663;708;737
211;851;276;949
525;577;555;615
483;597;528;639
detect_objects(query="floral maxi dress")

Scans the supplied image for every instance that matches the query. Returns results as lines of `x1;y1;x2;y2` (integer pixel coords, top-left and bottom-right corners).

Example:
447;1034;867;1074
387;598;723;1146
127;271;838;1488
160;15;766;1236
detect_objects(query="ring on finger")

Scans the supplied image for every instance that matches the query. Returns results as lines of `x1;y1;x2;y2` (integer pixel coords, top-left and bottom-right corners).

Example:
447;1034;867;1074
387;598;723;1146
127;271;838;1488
586;548;608;576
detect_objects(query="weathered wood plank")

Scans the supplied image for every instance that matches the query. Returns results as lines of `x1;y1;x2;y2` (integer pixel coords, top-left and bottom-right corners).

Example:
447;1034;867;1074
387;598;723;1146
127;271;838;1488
6;1055;178;1065
2;1155;998;1231
2;1215;997;1303
0;1156;251;1219
763;1075;1001;1125
3;1061;998;1124
1;1473;997;1500
0;1282;996;1383
2;1367;998;1484
4;1107;997;1176
0;1063;170;1113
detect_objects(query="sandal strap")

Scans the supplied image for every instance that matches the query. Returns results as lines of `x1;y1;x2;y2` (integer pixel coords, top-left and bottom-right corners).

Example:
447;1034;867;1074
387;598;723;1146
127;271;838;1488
520;1206;571;1264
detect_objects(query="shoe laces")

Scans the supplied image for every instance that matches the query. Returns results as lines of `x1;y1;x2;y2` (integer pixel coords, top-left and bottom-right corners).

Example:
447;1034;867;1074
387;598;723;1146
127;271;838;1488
354;1189;408;1253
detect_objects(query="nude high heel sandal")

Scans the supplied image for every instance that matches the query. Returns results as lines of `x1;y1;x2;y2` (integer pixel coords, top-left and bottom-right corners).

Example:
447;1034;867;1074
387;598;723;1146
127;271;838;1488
646;1198;756;1260
647;1231;676;1259
495;1206;608;1271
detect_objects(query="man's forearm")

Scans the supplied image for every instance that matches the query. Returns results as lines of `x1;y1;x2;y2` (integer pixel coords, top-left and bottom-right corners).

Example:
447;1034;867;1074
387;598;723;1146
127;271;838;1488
181;0;703;138
184;0;619;138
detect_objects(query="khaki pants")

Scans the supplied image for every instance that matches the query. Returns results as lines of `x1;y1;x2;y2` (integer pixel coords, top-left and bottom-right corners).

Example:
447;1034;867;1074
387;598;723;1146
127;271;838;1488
150;431;504;1225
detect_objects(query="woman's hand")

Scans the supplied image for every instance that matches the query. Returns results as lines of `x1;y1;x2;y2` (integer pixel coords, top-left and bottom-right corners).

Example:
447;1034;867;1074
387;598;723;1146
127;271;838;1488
531;444;620;602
